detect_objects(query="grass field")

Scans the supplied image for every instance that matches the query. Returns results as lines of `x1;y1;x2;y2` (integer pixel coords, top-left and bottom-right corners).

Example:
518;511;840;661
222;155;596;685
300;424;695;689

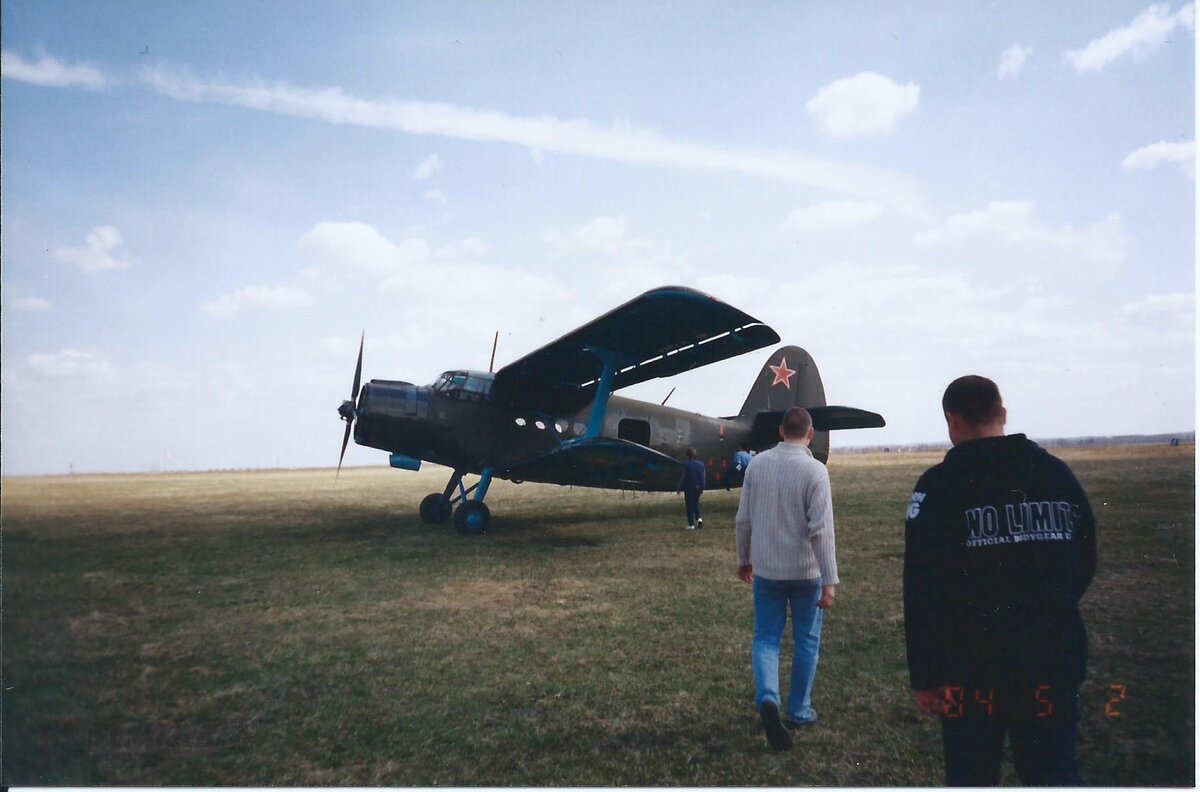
2;444;1193;786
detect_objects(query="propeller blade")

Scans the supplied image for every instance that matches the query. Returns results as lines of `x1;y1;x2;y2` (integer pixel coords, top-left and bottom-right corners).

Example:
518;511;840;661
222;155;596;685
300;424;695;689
351;331;364;402
337;421;352;479
337;332;365;482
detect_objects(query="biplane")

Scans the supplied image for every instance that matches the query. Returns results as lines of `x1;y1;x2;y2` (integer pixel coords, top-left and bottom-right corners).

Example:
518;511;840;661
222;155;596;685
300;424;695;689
337;286;884;534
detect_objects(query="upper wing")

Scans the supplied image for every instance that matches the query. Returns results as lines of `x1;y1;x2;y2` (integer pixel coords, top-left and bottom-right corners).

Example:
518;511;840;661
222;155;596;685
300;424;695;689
492;285;779;414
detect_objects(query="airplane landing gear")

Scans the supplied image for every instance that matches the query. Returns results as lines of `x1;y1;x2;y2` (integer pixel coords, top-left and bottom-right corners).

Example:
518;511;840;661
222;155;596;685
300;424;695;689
419;493;451;524
419;468;494;535
453;501;491;535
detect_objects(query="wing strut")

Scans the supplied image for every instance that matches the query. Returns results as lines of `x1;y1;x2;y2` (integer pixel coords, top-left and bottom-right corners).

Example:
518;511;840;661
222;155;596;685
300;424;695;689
582;348;631;438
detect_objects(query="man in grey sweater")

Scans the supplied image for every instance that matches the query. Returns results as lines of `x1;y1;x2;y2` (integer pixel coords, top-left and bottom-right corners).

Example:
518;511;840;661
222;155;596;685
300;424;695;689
736;407;839;750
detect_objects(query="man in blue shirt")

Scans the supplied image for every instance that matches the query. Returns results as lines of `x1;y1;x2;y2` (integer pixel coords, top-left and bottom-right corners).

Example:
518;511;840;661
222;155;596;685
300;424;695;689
676;447;706;530
728;442;753;489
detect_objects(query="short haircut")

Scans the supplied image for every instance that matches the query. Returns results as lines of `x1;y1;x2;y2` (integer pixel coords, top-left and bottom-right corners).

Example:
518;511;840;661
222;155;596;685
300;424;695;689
685;447;696;459
942;375;1004;425
781;406;813;439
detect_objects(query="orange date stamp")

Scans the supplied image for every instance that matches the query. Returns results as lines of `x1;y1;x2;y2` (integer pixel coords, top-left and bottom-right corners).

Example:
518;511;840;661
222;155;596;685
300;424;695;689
939;683;1127;718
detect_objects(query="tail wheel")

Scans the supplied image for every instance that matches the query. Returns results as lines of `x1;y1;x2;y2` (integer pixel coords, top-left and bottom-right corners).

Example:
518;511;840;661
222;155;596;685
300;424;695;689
453;501;491;535
419;493;451;524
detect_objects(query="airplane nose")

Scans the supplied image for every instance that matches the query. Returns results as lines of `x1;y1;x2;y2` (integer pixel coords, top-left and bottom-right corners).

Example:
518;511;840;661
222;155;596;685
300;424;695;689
338;400;356;422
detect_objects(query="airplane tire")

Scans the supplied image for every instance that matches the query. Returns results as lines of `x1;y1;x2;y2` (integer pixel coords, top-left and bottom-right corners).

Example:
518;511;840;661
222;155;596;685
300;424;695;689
453;501;491;535
419;493;451;524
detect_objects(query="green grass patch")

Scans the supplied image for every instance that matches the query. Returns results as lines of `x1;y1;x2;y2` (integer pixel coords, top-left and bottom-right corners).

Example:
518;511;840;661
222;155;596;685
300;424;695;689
3;444;1193;785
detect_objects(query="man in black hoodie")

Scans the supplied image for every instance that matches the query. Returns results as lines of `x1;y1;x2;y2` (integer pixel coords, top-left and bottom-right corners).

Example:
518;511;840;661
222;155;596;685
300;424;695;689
903;375;1097;786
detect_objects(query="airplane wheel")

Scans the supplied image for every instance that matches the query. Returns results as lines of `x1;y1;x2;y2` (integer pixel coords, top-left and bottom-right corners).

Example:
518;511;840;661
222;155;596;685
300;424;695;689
419;493;451;524
453;501;491;535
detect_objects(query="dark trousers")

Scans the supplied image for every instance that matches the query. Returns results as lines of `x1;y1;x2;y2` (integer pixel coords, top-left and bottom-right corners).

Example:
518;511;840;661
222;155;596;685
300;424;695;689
683;489;702;525
940;682;1083;786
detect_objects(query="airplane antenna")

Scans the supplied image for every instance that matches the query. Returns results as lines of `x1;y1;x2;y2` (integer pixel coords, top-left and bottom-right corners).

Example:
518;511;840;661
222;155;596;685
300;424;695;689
661;386;675;406
489;331;499;373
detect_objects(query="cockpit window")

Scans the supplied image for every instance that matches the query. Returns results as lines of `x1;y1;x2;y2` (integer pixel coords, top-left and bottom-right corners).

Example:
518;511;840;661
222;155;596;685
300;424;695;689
434;372;467;393
433;371;493;402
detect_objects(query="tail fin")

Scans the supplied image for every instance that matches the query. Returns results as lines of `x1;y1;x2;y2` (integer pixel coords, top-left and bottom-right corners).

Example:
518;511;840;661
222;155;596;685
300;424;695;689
739;345;826;416
738;345;884;462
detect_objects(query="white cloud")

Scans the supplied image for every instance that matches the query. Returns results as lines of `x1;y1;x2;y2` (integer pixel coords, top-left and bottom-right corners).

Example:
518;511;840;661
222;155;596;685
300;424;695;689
424;189;449;205
414;154;441;180
437;237;487;261
542;217;690;299
805;72;919;138
11;296;52;312
544;215;632;257
135;66;929;216
913;201;1128;268
289;223;577;378
297;221;426;278
296;222;488;291
53;226;132;272
655;264;1079;425
1;50;110;90
670;261;1192;447
1065;3;1195;73
27;349;113;377
1121;292;1195;331
1121;140;1195;176
998;45;1033;79
692;274;771;311
201;286;315;316
1112;292;1195;388
782;200;884;232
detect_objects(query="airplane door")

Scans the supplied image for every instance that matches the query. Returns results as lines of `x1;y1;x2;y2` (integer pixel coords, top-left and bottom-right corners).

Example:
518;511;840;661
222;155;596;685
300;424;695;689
618;418;651;447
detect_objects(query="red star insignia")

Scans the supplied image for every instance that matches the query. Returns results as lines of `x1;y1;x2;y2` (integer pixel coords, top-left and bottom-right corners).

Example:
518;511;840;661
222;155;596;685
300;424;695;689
769;357;796;388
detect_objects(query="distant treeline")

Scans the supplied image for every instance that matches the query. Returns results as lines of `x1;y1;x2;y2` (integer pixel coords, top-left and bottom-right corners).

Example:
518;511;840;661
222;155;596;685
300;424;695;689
841;432;1195;455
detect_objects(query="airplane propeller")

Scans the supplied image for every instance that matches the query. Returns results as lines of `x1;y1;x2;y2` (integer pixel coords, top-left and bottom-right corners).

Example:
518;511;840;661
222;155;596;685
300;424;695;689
336;332;364;478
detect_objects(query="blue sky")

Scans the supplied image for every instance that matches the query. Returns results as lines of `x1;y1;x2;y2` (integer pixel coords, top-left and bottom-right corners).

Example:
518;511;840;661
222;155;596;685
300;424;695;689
2;1;1194;475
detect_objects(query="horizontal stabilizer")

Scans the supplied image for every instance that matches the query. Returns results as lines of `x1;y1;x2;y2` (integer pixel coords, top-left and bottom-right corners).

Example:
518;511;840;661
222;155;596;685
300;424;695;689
748;406;886;446
809;405;887;431
504;437;680;487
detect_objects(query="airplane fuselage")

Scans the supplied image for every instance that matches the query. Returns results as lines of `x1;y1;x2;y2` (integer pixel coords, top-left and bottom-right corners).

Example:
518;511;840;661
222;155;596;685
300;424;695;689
353;371;784;491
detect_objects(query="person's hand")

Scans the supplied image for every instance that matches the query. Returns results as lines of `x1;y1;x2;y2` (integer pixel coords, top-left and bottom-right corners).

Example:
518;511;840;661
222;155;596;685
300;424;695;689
913;687;953;717
737;564;753;583
816;584;837;609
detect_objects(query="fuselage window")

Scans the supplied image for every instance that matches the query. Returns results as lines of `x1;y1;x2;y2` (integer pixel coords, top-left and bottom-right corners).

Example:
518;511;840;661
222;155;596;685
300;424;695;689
618;418;652;447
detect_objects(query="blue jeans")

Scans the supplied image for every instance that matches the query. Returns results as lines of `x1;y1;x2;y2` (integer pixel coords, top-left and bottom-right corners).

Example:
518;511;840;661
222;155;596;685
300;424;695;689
751;576;823;723
683;489;702;525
